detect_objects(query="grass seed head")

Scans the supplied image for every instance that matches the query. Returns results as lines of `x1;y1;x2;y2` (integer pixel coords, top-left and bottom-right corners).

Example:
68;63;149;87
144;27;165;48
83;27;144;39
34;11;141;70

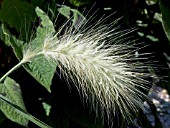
23;10;154;125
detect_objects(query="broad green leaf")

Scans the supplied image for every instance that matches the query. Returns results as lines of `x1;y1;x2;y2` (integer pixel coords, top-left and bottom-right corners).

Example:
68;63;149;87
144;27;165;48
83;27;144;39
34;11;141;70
0;0;36;39
0;91;52;128
23;55;56;92
0;77;28;126
22;7;57;92
159;0;170;42
0;5;56;93
1;7;56;92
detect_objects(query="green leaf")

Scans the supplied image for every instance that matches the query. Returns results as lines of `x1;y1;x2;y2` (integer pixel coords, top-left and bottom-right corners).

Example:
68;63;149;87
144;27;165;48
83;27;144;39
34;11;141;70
58;5;71;19
0;0;36;39
0;24;10;46
70;8;86;29
159;0;170;42
0;77;28;126
22;7;56;92
57;5;86;29
69;0;89;6
35;7;55;34
0;77;52;127
23;55;56;92
1;7;56;92
1;24;24;60
42;102;51;116
0;91;52;128
1;6;56;92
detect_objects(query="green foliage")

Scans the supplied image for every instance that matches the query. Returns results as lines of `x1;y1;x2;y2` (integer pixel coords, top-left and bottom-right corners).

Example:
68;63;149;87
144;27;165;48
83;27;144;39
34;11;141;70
0;24;11;46
42;102;51;116
2;24;24;60
22;7;57;92
58;5;71;19
0;89;52;128
35;7;55;34
0;0;36;38
0;5;56;127
23;56;56;92
0;77;53;127
58;5;86;28
0;77;28;126
69;0;89;6
1;7;57;92
0;0;170;128
159;0;170;42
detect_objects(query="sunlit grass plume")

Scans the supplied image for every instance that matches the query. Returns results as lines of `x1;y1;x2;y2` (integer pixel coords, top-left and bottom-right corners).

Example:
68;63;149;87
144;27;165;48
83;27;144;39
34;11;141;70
22;7;154;124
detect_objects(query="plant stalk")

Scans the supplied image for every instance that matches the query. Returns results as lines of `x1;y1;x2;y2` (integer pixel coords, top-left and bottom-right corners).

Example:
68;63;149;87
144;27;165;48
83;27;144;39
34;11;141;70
0;61;24;83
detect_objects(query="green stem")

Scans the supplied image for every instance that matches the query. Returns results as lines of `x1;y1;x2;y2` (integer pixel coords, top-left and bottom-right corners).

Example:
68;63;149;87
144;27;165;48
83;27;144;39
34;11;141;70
0;61;24;83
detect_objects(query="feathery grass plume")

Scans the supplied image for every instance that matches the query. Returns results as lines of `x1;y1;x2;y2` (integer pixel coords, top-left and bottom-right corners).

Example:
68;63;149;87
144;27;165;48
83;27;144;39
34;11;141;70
22;7;153;124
